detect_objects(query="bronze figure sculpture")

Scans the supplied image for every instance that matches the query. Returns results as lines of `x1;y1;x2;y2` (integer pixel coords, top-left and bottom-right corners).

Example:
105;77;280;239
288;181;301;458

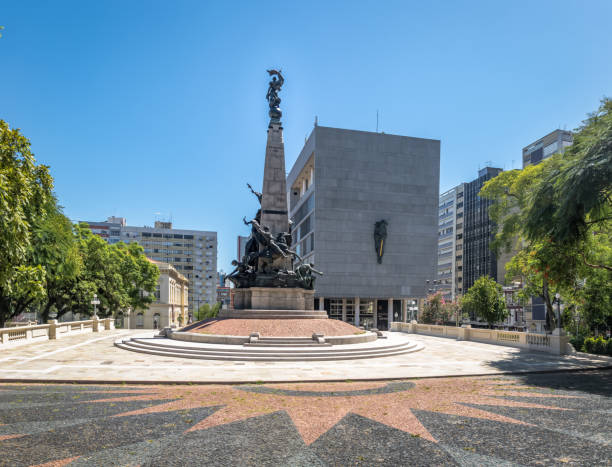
374;220;388;264
266;69;284;122
225;71;323;290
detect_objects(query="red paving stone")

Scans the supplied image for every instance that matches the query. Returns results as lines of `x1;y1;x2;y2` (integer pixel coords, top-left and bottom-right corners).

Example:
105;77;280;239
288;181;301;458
94;377;569;445
188;318;364;337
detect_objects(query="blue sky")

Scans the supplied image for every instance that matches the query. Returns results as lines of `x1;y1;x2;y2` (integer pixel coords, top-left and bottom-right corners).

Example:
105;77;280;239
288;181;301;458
1;0;611;271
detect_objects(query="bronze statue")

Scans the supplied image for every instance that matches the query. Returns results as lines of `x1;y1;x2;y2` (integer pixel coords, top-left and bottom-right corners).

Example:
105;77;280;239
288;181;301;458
374;220;388;264
244;217;287;258
224;69;324;289
225;260;254;288
295;263;324;290
266;69;284;121
247;183;262;204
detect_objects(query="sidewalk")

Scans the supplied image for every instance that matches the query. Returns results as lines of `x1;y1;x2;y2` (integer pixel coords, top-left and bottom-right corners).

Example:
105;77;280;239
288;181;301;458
1;330;611;383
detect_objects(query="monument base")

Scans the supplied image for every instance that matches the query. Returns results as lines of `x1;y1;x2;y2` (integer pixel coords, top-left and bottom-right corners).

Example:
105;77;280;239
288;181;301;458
217;309;328;319
231;287;315;311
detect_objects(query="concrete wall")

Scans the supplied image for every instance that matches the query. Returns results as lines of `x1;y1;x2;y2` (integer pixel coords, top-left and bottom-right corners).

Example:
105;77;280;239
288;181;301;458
290;126;439;299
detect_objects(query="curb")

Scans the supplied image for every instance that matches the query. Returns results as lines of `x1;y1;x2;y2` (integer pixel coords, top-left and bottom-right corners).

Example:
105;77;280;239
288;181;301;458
1;365;611;386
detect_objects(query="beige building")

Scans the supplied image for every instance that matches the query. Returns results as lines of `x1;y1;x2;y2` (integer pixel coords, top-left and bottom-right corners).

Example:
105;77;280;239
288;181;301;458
124;260;189;329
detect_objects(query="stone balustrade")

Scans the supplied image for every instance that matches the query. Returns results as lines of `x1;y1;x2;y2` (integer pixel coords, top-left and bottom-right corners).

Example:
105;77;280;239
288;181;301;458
0;317;115;348
390;322;570;355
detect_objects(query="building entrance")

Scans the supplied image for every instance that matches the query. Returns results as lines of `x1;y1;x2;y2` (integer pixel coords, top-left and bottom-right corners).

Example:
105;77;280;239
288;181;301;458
376;300;388;330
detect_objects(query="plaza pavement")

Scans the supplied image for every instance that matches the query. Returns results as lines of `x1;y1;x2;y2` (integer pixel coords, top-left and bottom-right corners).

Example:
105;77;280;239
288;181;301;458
1;329;611;383
0;371;611;466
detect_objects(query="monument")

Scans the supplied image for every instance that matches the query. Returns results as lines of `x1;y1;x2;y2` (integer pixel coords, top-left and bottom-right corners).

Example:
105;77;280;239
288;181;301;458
116;71;422;360
220;70;324;315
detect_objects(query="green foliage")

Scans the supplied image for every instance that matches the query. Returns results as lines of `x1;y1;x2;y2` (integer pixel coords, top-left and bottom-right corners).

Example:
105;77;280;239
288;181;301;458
480;100;612;335
525;98;612;246
74;226;159;318
583;336;612;356
461;276;508;327
0;120;54;326
421;294;442;324
196;302;221;321
0;120;158;326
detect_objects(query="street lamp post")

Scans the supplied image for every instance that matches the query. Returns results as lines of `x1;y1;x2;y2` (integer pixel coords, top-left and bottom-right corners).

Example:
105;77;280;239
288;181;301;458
91;294;100;319
553;292;564;336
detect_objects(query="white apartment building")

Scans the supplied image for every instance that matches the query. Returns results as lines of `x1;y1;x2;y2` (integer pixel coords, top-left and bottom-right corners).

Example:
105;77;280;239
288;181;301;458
82;218;217;313
436;184;464;301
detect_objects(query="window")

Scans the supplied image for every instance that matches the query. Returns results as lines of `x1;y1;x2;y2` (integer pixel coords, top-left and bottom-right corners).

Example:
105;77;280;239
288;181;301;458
153;233;162;238
184;235;194;239
329;299;343;320
142;232;151;237
456;234;463;240
174;234;183;239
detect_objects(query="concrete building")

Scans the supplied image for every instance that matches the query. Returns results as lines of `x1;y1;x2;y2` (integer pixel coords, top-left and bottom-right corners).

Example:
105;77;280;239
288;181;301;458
121;260;189;329
81;218;217;313
523;129;573;168
436;184;464;301
287;125;440;330
463;167;503;294
81;218;124;245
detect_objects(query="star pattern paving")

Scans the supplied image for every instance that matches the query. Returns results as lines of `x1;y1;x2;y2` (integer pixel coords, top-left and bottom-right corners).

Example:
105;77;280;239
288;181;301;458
0;370;611;466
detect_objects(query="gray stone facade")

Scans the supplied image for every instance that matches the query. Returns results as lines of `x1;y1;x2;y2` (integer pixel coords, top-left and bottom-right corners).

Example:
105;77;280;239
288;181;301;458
287;126;440;329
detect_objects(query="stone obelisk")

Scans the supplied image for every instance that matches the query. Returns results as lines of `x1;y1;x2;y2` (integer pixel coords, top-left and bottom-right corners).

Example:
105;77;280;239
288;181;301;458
260;121;289;236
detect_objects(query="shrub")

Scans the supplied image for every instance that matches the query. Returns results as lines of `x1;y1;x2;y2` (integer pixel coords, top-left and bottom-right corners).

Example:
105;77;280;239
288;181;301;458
582;336;612;355
594;336;608;354
584;337;595;353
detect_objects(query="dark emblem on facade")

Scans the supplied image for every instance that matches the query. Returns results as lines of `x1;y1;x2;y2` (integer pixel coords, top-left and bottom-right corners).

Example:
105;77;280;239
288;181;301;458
374;220;388;264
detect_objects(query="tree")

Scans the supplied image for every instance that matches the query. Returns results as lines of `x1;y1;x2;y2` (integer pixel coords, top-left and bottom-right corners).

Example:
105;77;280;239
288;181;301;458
31;206;84;322
196;302;221;321
421;293;443;324
115;241;159;313
421;294;457;324
480;99;612;333
480;163;564;329
525;98;612;263
461;276;508;327
74;226;158;318
0;120;54;327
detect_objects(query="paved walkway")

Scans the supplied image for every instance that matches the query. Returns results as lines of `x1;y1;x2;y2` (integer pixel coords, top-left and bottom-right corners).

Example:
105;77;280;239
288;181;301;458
1;330;611;383
1;371;611;465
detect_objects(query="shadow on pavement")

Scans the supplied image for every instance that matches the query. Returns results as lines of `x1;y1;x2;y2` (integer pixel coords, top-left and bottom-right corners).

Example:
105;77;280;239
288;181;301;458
482;348;612;396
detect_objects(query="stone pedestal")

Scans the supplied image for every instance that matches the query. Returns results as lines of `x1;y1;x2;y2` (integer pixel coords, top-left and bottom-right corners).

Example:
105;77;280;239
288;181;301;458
220;288;324;319
233;287;314;310
232;287;314;311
